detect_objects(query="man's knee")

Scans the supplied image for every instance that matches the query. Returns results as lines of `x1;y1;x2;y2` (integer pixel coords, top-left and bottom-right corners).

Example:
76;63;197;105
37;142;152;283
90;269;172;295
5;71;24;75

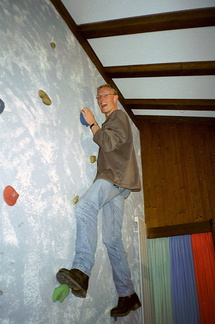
102;234;122;247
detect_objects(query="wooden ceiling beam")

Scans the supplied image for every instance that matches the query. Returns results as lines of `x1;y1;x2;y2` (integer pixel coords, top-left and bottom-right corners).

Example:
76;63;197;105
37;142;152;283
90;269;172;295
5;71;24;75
105;61;215;78
135;115;215;124
126;99;215;111
78;7;215;39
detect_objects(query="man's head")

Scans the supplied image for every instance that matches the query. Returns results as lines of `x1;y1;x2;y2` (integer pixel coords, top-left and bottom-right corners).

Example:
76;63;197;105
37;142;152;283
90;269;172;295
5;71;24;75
96;84;118;117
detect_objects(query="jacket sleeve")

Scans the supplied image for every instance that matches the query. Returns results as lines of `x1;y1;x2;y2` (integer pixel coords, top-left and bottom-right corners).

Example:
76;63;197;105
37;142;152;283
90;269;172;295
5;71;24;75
93;112;129;152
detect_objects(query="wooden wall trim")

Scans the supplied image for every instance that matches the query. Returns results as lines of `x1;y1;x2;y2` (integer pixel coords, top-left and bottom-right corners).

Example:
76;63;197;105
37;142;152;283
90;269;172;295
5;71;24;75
210;219;215;249
147;220;213;239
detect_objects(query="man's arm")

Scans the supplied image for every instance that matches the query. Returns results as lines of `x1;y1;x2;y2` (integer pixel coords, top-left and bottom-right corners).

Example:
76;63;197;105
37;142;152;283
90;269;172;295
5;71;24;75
93;112;129;152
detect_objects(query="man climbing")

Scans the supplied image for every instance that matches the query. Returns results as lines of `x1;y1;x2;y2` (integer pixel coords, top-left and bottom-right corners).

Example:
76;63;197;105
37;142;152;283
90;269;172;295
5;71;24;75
53;84;141;318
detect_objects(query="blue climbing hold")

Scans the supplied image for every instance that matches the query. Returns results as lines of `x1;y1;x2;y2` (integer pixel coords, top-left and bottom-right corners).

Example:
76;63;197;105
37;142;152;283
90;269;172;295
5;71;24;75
0;99;5;114
80;112;89;127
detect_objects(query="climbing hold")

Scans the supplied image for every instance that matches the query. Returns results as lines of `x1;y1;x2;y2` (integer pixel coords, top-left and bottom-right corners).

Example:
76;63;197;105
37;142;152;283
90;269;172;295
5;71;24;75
80;113;89;127
50;42;56;49
3;186;19;206
72;195;79;205
38;90;52;106
90;155;96;163
0;99;5;114
52;284;70;303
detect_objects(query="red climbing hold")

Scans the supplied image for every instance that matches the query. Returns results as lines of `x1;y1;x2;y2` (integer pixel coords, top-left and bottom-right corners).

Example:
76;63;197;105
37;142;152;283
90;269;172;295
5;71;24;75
3;186;19;206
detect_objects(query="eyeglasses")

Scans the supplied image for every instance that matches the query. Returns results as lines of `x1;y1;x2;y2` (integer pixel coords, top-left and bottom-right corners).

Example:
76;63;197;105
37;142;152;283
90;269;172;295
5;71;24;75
96;94;115;100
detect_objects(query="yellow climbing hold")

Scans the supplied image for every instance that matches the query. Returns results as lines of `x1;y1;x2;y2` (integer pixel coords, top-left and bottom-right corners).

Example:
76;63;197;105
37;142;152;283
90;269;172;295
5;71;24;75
72;195;79;205
38;90;52;106
50;42;56;49
90;155;96;163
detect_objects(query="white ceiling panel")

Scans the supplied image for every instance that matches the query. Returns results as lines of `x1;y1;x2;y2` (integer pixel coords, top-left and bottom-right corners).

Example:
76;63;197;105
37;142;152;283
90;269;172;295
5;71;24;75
62;0;215;23
89;27;215;66
114;76;215;99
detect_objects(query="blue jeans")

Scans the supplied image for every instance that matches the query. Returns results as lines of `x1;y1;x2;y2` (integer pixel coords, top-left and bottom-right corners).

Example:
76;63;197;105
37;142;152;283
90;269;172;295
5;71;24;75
72;179;135;297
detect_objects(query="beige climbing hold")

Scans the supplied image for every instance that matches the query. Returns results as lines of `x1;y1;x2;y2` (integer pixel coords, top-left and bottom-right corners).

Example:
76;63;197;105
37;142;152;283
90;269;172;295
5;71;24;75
72;195;79;205
38;90;52;106
90;155;96;163
50;42;56;49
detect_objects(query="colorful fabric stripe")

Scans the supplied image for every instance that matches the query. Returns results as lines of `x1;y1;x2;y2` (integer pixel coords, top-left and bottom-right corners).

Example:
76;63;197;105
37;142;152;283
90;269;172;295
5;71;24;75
191;233;215;324
148;238;173;324
170;235;200;324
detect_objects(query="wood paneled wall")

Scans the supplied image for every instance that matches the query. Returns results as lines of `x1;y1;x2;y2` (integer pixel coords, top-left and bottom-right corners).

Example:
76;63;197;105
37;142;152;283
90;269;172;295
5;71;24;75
138;121;215;233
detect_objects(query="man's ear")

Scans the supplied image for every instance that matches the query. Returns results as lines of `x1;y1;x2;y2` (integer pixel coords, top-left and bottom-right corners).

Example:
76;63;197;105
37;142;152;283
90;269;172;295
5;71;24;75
114;95;119;103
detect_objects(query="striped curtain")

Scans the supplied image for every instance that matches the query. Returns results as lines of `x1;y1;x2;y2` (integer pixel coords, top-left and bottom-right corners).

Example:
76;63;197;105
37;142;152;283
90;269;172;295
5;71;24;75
148;232;215;324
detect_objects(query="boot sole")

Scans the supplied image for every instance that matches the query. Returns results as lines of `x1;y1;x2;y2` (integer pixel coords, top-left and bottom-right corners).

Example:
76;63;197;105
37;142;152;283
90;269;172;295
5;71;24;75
110;302;141;317
56;269;87;298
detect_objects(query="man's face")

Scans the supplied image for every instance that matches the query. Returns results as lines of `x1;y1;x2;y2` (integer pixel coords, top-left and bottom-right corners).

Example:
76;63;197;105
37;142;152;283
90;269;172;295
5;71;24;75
97;87;118;117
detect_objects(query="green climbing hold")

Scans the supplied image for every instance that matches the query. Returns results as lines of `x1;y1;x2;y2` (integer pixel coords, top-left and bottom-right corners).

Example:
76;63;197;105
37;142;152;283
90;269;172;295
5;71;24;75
52;284;70;303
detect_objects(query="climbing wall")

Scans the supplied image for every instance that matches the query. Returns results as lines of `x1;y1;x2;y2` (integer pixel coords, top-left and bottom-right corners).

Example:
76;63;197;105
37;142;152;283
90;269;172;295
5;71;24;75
0;1;144;323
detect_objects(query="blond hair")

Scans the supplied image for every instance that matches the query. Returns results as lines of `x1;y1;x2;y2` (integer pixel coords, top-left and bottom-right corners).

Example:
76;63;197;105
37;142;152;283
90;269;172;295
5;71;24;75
97;84;118;95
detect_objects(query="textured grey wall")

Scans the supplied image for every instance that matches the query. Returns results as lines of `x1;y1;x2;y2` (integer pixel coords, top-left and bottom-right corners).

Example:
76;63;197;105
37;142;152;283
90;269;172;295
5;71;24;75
0;1;144;323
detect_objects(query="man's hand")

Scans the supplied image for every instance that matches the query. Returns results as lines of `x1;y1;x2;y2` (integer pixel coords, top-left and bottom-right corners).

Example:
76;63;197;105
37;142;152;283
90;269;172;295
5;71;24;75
81;107;96;126
52;284;70;303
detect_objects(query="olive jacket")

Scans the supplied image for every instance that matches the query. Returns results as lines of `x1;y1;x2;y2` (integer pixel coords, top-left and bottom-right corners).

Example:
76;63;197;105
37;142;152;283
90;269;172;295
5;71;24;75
93;109;141;192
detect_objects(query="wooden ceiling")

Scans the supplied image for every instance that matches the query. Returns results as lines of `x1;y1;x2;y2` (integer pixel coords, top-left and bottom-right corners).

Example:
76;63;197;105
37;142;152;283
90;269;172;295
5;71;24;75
50;1;215;126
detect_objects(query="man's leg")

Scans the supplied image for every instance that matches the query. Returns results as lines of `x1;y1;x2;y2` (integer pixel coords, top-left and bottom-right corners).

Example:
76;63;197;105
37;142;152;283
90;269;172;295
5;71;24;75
72;180;126;276
56;180;125;296
102;193;141;316
102;193;135;296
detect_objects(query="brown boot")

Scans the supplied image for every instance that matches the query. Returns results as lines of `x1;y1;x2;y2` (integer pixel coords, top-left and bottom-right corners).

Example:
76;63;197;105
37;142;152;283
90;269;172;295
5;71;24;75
110;293;141;317
56;268;89;298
